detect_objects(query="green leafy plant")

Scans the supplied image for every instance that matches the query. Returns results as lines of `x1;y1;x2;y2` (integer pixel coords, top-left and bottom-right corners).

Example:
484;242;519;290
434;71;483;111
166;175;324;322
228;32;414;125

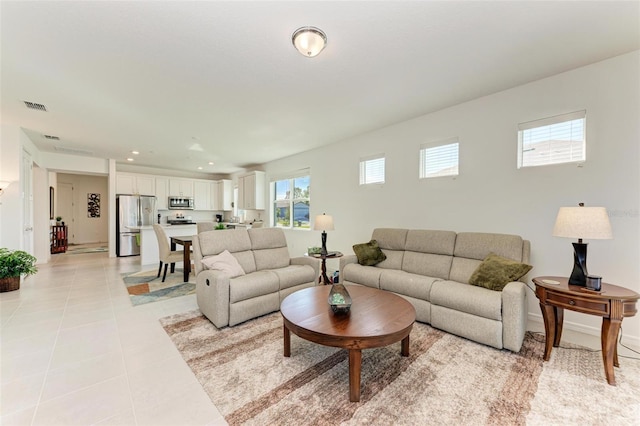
55;216;62;222
215;223;226;230
0;248;38;279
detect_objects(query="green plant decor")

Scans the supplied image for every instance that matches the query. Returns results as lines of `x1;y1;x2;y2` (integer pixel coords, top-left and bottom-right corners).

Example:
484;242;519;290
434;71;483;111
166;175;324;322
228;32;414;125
0;248;38;279
55;216;62;222
215;223;226;230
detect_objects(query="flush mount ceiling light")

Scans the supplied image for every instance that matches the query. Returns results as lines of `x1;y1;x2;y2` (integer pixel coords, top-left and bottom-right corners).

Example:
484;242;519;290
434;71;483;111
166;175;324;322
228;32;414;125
292;26;327;58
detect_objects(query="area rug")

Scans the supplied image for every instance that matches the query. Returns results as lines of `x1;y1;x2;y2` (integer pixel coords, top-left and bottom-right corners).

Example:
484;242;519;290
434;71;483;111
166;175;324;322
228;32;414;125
122;269;195;306
66;246;108;254
160;311;640;425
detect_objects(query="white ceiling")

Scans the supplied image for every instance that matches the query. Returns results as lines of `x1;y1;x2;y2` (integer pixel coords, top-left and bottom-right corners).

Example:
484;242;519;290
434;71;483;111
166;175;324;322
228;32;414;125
2;1;638;175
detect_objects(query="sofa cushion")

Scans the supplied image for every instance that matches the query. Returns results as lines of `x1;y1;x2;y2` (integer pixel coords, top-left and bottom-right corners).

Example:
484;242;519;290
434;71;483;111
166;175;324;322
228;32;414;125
229;270;279;303
353;240;387;266
270;264;317;290
469;252;532;291
201;250;245;278
379;269;439;301
405;230;456;255
372;228;408;250
402;252;453;280
453;232;525;262
248;228;290;271
342;263;382;289
430;280;502;321
198;228;252;256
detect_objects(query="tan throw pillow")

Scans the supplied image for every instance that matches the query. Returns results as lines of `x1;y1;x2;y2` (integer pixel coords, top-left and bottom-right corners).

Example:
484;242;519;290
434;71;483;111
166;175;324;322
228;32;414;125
469;252;532;291
201;250;245;278
352;240;387;266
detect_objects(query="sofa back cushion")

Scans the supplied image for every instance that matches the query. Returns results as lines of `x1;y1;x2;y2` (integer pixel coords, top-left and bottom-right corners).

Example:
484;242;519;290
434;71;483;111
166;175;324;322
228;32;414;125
248;228;290;271
449;232;526;284
197;229;256;273
371;228;408;269
402;230;456;279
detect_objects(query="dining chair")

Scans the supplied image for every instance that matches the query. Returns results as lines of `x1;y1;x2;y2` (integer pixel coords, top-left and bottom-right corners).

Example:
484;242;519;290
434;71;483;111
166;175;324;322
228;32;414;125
152;224;184;282
251;221;264;228
197;222;216;233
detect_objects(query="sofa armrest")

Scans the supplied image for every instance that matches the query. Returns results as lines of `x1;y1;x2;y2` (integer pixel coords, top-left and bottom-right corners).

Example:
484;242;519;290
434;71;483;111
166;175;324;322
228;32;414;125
196;269;231;328
339;255;358;276
291;256;320;280
501;281;528;352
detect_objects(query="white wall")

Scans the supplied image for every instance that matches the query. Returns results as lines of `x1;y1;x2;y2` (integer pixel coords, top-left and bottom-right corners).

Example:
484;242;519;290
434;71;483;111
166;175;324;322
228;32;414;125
262;51;640;345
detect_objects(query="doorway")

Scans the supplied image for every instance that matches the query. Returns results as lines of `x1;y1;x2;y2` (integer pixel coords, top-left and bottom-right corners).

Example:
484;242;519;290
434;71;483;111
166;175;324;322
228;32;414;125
58;182;75;245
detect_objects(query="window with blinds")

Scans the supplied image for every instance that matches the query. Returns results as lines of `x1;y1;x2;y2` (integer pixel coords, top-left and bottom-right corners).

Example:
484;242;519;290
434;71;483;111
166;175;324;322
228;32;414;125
518;110;586;168
359;155;385;185
419;138;459;179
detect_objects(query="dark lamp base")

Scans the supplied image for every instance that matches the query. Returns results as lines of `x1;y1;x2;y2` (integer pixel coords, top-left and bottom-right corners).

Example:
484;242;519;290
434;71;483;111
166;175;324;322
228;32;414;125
568;242;588;286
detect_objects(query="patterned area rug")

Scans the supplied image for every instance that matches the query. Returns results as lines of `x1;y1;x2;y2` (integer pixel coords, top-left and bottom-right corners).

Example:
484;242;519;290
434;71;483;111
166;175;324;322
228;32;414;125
122;269;195;306
160;310;640;425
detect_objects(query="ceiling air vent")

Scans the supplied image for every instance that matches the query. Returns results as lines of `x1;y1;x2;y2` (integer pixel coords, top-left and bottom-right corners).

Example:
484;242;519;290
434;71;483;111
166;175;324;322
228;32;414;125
43;134;60;140
23;101;48;112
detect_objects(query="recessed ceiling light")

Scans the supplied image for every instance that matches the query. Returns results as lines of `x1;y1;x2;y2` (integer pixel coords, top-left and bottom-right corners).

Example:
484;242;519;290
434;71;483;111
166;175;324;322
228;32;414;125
208;162;214;165
131;151;139;155
197;166;203;170
127;158;134;162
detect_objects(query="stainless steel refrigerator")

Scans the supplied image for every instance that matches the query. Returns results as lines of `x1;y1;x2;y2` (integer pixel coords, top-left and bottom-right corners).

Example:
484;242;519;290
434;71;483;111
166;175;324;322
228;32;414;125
116;195;156;257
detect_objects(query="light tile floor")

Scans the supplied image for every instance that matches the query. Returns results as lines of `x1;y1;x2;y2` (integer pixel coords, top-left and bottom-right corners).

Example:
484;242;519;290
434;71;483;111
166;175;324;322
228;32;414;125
1;247;226;426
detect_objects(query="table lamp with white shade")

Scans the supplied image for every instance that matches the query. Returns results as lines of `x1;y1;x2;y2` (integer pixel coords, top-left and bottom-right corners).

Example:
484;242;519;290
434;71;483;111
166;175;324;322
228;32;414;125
313;213;334;256
552;203;612;286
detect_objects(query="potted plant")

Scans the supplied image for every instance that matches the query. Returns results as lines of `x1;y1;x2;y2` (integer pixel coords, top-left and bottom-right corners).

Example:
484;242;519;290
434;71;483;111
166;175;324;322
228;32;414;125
0;248;38;292
55;216;62;225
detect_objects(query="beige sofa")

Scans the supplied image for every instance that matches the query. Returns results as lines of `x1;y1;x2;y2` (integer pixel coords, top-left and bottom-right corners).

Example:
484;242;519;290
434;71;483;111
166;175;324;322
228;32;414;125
193;228;319;328
339;229;531;352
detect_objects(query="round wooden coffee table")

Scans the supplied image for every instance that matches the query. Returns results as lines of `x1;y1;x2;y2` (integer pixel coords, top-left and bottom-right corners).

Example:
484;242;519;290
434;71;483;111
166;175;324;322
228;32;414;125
280;285;416;402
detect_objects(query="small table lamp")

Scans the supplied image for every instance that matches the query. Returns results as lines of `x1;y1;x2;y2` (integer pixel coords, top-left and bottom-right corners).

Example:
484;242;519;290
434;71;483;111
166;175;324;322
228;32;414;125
552;203;612;286
314;213;334;256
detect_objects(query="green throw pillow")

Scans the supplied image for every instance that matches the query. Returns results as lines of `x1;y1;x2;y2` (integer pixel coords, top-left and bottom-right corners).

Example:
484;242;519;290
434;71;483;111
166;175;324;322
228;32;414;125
469;252;532;291
352;240;387;266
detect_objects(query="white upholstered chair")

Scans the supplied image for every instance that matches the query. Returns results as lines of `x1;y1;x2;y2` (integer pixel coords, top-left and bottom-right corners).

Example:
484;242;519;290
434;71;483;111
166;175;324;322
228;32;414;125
197;222;216;233
152;224;184;282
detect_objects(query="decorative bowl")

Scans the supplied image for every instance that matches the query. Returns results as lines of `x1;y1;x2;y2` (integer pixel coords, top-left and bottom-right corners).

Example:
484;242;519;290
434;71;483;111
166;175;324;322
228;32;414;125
328;284;352;314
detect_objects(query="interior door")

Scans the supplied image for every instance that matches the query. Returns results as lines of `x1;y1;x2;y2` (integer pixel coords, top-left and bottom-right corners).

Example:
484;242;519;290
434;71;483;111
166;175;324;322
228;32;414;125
58;182;75;245
22;150;33;254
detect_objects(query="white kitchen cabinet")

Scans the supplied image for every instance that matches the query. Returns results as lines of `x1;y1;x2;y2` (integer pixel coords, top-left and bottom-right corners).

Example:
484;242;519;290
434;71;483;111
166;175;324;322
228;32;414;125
212;179;233;211
169;179;194;197
116;173;155;196
238;171;265;210
194;180;213;210
155;177;169;210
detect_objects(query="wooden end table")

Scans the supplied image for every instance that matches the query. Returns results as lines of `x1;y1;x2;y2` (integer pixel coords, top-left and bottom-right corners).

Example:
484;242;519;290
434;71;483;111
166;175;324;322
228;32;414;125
533;276;639;385
311;251;343;284
281;285;415;402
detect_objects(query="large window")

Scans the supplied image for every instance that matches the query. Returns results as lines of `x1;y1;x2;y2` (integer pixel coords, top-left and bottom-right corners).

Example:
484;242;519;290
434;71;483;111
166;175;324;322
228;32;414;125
359;154;385;185
420;138;459;179
518;110;586;168
271;173;310;229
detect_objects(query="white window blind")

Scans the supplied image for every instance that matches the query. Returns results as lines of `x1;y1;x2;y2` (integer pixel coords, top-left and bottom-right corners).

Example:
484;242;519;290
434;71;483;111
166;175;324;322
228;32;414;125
518;110;586;168
359;155;385;185
420;138;459;179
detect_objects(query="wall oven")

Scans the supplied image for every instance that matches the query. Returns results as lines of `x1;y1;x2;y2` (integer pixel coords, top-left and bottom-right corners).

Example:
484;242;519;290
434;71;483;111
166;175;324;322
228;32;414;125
168;196;194;210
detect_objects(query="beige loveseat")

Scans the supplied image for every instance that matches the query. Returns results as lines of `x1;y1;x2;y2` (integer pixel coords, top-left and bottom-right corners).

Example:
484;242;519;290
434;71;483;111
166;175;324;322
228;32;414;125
193;228;319;328
339;229;531;352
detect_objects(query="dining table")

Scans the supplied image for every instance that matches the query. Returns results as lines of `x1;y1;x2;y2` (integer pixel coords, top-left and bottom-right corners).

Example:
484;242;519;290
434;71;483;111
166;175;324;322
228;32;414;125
170;235;193;283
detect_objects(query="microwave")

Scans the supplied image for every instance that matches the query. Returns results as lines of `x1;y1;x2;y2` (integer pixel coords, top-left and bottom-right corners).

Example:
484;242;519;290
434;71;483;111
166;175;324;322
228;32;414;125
168;196;194;210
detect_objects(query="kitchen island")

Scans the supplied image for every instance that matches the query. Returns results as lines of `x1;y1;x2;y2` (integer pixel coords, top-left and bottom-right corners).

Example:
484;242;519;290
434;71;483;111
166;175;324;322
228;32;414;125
126;224;197;267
